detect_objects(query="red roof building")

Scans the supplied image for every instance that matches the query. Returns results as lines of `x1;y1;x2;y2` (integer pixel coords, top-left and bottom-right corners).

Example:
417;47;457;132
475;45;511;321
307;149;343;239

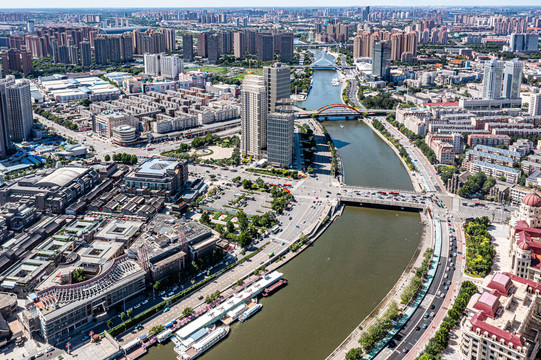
460;273;541;360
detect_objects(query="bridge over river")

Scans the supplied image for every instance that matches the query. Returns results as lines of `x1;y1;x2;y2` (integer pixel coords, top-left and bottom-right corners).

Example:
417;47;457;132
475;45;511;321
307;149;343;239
336;185;428;211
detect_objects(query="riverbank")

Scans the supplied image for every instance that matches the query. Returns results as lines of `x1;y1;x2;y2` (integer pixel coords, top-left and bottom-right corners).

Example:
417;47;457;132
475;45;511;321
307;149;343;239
326;211;432;360
363;118;424;193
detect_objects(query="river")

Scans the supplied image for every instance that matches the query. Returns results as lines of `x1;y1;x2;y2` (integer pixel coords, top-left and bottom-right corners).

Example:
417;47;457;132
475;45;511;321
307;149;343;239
142;49;423;360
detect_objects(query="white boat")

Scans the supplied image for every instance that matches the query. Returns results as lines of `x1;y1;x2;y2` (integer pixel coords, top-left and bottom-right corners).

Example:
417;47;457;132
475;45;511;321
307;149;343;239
340;125;345;128
239;303;263;322
331;78;340;86
177;326;230;360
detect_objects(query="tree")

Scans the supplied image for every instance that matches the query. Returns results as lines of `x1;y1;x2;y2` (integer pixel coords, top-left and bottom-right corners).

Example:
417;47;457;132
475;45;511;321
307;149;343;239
182;307;194;317
127;309;133;318
148;325;165;337
104;154;111;162
120;312;126;322
307;166;314;174
200;211;211;225
71;268;87;283
236;210;248;231
345;348;363;360
153;281;161;291
107;320;113;329
226;220;235;233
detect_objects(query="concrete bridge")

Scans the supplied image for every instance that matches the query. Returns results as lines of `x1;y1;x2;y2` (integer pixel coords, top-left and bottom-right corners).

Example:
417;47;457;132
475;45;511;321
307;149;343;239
336;186;428;211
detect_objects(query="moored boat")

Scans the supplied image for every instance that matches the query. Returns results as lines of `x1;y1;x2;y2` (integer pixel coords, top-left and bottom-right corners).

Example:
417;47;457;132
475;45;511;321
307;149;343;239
238;303;262;322
262;279;288;297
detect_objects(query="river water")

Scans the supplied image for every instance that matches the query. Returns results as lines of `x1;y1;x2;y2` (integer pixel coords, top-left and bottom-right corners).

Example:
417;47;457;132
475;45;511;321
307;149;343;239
142;49;423;360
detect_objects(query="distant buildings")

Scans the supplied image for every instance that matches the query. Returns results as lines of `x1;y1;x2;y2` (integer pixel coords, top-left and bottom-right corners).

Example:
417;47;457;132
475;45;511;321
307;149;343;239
182;34;193;61
509;33;539;52
144;53;184;79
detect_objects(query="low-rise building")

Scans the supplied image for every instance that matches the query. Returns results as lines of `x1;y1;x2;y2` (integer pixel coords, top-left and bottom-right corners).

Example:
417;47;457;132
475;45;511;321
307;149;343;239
0;167;100;213
460;272;541;360
467;161;521;183
467;134;511;147
124;158;188;199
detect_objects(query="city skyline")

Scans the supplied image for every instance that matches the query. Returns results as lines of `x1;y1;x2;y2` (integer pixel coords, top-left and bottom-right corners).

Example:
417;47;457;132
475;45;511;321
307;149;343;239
2;2;541;9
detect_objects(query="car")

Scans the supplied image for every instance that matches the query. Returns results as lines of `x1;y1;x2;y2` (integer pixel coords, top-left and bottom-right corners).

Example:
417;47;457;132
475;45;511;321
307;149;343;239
163;307;170;313
430;312;435;317
81;335;89;342
46;347;54;353
445;286;449;290
135;324;143;330
142;299;149;305
415;326;420;331
423;323;428;329
402;348;409;353
424;313;429;318
198;295;204;300
430;304;435;309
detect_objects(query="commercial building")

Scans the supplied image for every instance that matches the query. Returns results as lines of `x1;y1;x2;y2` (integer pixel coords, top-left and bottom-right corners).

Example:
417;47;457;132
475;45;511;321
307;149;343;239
267;111;294;168
240;75;267;158
263;63;290;113
124;157;188;198
0;78;13;157
502;59;523;99
112;125;137;145
460;272;541;360
94;110;138;139
482;59;504;100
0;167;100;213
33;254;146;344
372;40;391;81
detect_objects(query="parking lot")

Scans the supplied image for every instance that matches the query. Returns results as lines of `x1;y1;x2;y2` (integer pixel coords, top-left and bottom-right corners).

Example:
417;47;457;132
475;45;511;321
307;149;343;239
200;183;274;217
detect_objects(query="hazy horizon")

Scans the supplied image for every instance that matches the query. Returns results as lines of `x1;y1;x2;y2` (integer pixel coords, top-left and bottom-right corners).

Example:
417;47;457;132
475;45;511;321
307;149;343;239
1;1;541;9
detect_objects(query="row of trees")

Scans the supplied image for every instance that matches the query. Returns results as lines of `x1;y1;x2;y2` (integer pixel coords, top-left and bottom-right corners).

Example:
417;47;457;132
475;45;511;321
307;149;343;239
357;301;400;352
34;107;78;131
400;248;434;304
416;281;478;359
464;217;494;277
387;118;437;164
372;119;416;171
105;152;138;165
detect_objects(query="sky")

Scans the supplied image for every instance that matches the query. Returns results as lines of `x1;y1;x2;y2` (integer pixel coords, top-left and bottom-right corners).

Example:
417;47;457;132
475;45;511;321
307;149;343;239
1;1;541;8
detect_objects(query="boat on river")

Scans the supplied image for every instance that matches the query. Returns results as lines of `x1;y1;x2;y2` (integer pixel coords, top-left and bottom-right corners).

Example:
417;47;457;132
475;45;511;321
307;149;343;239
262;279;288;297
238;302;262;322
176;326;230;360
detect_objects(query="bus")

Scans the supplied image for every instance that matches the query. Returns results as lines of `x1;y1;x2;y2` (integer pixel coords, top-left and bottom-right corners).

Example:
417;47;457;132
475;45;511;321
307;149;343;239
268;252;275;258
377;191;387;195
389;192;399;196
475;202;485;207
